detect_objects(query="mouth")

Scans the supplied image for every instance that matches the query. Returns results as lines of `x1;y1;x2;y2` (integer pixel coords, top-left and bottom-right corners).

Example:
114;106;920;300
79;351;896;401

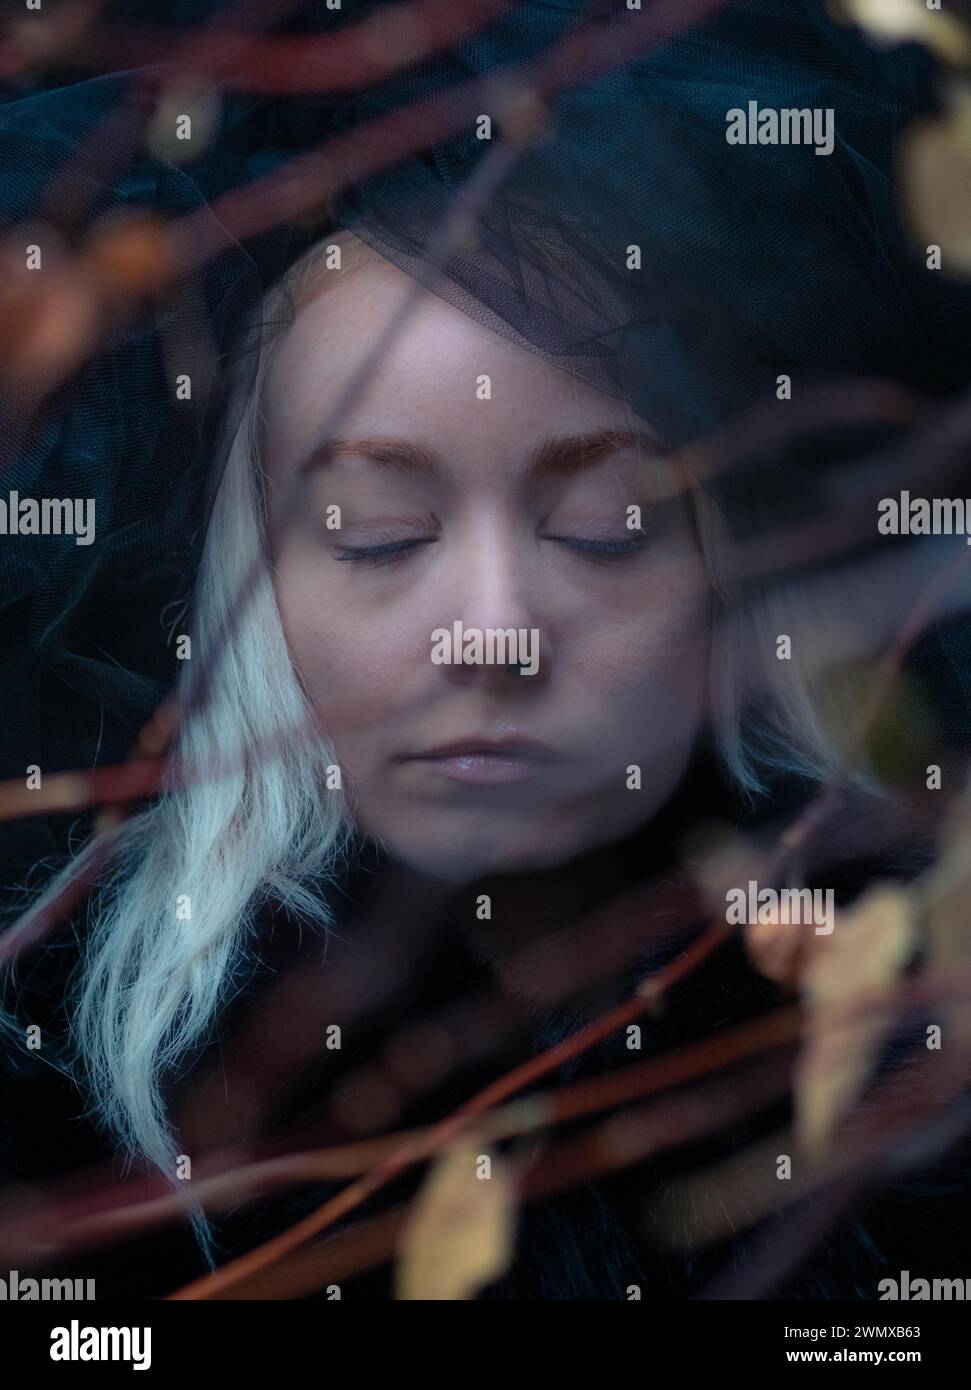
399;735;557;785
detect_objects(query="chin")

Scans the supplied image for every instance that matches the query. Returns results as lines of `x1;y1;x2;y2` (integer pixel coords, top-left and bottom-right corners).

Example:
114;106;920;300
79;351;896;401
376;806;636;885
384;840;552;885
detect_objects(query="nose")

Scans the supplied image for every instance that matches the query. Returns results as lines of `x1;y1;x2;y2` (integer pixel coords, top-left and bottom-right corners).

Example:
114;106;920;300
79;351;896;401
436;518;551;689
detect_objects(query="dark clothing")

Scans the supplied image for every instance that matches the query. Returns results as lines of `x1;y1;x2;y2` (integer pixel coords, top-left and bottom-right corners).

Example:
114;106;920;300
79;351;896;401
3;751;970;1301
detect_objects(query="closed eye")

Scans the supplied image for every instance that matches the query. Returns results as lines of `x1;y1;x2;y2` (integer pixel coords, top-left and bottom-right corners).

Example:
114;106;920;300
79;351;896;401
334;538;436;565
543;534;649;561
333;533;650;567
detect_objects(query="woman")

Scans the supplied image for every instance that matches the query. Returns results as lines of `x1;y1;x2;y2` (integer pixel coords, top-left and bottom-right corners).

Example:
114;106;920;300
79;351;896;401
2;0;971;1300
0;216;963;1301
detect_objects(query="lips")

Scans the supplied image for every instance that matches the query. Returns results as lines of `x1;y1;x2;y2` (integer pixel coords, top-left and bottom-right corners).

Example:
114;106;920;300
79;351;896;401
399;734;557;786
405;735;555;762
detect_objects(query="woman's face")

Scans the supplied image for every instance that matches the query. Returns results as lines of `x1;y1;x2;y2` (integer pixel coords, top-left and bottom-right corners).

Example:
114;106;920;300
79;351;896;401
263;249;712;883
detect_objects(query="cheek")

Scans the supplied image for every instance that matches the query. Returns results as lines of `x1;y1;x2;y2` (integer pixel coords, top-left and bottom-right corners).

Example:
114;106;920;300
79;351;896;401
569;580;710;773
274;563;420;741
569;554;711;693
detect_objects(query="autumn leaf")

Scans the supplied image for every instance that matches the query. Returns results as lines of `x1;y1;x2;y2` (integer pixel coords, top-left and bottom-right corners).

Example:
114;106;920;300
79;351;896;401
900;81;971;276
744;897;831;992
793;886;915;1161
147;80;221;166
83;211;175;300
920;782;971;1044
393;1138;516;1300
0;260;100;396
923;780;971;962
650;1128;815;1251
834;0;971;64
685;822;824;990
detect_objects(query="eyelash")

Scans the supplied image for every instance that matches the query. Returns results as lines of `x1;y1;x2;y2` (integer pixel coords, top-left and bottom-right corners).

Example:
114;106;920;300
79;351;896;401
333;535;649;566
334;538;437;565
546;535;649;561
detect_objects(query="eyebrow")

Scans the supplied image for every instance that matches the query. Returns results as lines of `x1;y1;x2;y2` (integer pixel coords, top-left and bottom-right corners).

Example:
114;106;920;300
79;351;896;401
294;428;665;480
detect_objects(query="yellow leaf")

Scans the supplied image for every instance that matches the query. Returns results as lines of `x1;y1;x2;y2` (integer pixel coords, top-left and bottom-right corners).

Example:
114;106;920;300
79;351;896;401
146;78;221;166
924;783;971;959
794;886;915;1161
744;899;830;991
834;0;971;64
921;783;971;1043
394;1139;516;1300
900;84;971;275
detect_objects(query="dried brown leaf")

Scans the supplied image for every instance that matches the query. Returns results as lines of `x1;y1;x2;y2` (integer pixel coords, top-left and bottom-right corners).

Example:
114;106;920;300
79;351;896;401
744;902;831;991
900;83;971;275
393;1138;516;1300
920;780;971;1043
794;886;915;1160
836;0;971;64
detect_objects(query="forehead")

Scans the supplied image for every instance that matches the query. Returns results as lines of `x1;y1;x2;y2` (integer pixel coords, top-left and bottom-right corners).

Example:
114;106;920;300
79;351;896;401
261;257;646;480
